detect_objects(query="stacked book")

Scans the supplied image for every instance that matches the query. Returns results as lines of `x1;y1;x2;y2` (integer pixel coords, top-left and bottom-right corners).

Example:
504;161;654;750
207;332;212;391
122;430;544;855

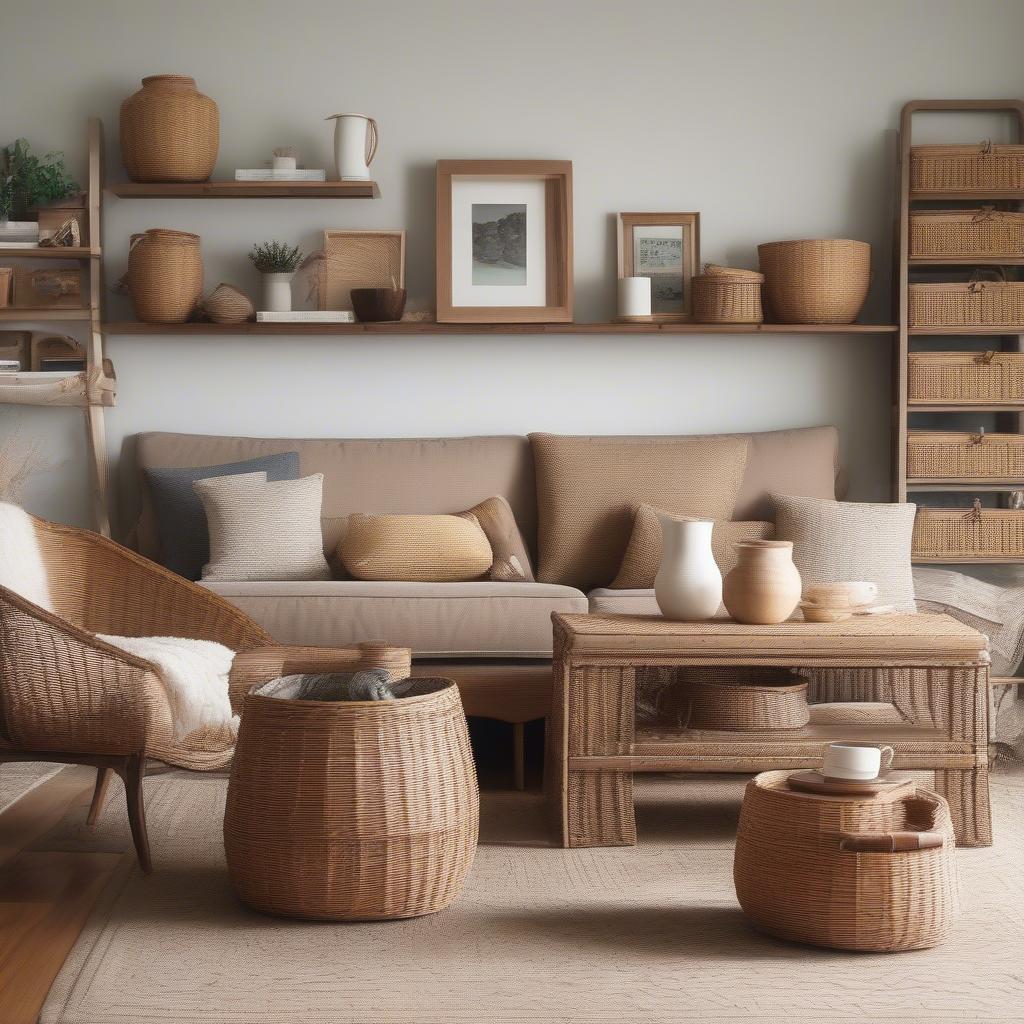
0;221;40;247
235;169;326;182
256;310;355;323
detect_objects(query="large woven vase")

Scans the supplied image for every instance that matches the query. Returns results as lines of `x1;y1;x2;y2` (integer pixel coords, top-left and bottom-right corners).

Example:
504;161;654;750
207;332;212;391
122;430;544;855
224;678;479;921
127;229;203;323
120;75;219;182
758;239;870;324
722;539;801;624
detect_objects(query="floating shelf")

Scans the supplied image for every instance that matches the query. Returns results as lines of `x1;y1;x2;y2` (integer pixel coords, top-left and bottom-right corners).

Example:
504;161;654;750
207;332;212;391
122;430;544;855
0;362;116;408
0;308;92;322
102;320;899;336
0;246;99;260
106;180;380;199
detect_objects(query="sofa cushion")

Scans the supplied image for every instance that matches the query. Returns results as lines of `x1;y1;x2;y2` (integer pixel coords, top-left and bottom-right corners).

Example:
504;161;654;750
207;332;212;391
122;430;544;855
200;580;587;658
588;588;661;616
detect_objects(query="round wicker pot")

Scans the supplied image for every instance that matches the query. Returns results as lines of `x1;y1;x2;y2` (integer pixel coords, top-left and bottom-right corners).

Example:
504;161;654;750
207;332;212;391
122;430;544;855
127;229;203;323
120;75;219;183
659;668;809;731
224;677;479;921
757;239;870;324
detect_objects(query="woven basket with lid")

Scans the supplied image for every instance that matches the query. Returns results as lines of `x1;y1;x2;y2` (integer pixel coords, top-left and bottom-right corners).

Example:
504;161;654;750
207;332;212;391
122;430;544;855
910;208;1024;257
127;229;203;323
692;264;764;323
913;501;1024;560
908;350;1024;404
757;239;870;324
907;429;1024;479
908;278;1024;329
910;142;1024;194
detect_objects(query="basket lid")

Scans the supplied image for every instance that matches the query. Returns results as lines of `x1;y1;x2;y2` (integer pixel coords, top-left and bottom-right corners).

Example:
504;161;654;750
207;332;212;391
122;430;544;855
703;263;765;281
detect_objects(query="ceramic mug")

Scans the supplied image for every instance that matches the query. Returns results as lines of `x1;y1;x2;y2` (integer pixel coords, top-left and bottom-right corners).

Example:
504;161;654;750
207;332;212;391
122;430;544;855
822;742;894;781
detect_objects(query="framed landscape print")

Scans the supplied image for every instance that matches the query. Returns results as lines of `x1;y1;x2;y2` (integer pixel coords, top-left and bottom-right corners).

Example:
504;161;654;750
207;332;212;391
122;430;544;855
436;160;573;323
618;212;700;322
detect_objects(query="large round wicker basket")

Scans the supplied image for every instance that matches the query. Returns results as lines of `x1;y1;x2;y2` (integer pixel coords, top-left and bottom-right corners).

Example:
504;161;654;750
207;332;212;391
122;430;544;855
734;771;958;951
658;668;809;730
120;75;219;183
224;676;479;921
128;229;203;323
758;239;870;324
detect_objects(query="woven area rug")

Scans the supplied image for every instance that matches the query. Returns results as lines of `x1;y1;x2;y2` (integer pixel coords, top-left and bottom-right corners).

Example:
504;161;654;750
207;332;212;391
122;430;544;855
41;770;1024;1024
0;760;63;811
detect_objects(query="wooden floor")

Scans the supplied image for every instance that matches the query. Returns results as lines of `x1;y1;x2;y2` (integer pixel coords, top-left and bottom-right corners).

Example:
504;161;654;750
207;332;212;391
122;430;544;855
0;766;127;1024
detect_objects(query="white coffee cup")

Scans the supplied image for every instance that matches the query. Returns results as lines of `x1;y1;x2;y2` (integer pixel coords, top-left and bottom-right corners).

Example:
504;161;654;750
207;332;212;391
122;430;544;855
822;742;894;781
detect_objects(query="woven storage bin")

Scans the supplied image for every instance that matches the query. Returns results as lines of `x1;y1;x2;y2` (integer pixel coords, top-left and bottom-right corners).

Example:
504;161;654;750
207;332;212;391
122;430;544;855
120;75;219;183
659;667;809;731
200;283;254;324
692;265;764;324
910;142;1024;194
757;239;870;324
128;229;202;323
908;350;1024;404
224;676;478;921
910;208;1024;257
913;503;1024;560
909;279;1024;328
907;430;1024;479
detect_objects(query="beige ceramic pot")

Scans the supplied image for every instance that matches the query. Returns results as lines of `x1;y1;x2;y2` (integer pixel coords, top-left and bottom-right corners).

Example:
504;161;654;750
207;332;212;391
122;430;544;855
722;540;802;625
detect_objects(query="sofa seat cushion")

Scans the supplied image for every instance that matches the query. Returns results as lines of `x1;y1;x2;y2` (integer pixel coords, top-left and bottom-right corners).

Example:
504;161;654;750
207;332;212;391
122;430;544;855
588;588;661;616
200;580;587;658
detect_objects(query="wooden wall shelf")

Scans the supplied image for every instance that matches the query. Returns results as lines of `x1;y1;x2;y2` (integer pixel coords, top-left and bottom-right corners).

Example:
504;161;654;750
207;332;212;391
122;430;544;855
106;181;380;199
0;308;92;322
0;246;100;260
0;363;116;409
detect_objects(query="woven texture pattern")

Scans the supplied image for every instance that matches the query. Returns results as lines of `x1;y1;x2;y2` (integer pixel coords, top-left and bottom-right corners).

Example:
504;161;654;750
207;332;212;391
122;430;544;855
734;771;957;951
529;433;749;591
907;430;1024;479
610;505;773;589
465;495;535;582
128;229;203;324
224;657;478;921
909;350;1024;403
909;280;1024;328
910;142;1024;193
200;283;254;324
319;231;404;311
339;512;492;582
910;208;1024;257
692;267;763;323
658;669;809;731
120;75;219;183
757;239;870;324
914;505;1024;560
772;494;917;611
194;473;331;582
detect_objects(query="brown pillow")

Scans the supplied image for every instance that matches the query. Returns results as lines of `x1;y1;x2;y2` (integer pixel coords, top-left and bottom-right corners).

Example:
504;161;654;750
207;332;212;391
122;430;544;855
339;513;492;582
462;496;535;582
529;433;750;591
610;504;775;589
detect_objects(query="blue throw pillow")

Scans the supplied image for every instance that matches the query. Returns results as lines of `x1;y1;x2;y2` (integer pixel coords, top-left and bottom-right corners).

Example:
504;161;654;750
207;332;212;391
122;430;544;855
145;452;301;579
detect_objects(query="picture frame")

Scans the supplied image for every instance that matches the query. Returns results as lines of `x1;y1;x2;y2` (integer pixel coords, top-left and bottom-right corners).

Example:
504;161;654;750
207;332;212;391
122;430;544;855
318;229;406;311
436;159;573;323
617;212;700;322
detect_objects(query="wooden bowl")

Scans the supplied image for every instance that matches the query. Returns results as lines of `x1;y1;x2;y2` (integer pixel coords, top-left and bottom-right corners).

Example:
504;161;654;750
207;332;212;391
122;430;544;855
351;288;407;323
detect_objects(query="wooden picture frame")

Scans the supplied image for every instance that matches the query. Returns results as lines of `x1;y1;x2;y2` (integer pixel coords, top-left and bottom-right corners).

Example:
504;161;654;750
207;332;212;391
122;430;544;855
318;229;406;311
617;212;700;322
436;159;573;323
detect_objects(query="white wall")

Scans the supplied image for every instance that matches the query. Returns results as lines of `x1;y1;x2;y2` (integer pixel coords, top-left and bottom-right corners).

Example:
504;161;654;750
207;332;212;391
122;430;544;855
3;0;1024;532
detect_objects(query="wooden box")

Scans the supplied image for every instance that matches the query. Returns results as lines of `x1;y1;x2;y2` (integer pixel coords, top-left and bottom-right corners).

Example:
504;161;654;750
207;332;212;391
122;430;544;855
13;267;84;309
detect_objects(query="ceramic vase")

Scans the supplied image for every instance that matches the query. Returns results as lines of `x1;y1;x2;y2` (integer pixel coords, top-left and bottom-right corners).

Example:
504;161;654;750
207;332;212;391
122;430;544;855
326;113;379;180
261;272;294;313
654;514;722;621
722;540;802;624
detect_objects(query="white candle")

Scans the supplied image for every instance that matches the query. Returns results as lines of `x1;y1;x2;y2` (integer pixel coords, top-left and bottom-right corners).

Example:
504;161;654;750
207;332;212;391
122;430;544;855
618;276;651;317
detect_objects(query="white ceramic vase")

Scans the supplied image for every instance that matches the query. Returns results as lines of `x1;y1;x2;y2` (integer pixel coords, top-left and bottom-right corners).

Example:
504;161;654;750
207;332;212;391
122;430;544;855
261;272;294;313
654;514;722;621
326;113;378;181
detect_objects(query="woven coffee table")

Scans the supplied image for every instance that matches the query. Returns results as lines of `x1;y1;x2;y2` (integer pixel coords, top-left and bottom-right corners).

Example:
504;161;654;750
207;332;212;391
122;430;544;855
545;612;991;848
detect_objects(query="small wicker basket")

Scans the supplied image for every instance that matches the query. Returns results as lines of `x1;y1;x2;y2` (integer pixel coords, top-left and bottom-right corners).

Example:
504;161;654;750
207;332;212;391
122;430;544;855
907;429;1024;480
908;278;1024;329
914;501;1024;560
908;350;1024;404
910;142;1024;194
910;208;1024;258
127;229;203;324
200;283;254;324
757;239;870;324
692;264;764;324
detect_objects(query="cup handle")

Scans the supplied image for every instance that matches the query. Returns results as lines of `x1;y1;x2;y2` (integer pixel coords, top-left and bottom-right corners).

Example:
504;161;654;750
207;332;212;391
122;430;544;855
879;745;895;770
365;118;379;166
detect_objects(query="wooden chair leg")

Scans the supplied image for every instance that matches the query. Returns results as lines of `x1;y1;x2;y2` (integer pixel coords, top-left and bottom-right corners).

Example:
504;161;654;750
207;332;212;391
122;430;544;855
120;755;152;874
87;766;112;826
513;722;525;792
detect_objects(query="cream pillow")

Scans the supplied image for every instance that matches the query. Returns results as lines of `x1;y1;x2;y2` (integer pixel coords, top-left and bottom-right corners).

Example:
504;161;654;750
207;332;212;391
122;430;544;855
340;513;493;582
193;472;331;582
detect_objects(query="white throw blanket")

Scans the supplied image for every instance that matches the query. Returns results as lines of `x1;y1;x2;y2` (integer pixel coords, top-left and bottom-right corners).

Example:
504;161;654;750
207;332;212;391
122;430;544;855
98;635;238;743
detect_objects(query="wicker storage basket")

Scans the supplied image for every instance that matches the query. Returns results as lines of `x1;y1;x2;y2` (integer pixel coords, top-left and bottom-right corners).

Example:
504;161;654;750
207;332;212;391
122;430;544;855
908;350;1024;404
910;142;1024;194
224;676;478;921
913;501;1024;560
120;75;219;183
907;430;1024;479
692;264;764;324
658;667;809;731
200;283;254;324
908;279;1024;329
734;771;958;951
910;208;1024;258
757;239;870;324
127;229;202;323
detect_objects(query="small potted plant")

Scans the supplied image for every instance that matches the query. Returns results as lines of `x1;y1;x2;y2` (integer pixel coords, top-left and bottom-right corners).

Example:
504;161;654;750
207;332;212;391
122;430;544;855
0;139;79;243
249;241;303;313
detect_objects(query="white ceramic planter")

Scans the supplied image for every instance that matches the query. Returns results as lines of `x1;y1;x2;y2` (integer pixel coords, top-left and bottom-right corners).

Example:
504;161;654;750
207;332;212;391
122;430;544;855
654;514;722;621
261;272;294;313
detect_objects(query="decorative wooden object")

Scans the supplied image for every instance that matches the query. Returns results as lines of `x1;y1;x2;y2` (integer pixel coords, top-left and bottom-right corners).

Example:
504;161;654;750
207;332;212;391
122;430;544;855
617;212;700;323
318;229;405;311
721;539;802;624
545;612;991;849
12;267;84;309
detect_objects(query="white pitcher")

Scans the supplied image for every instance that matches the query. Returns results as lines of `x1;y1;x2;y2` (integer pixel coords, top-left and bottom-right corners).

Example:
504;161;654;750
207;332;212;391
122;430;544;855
326;113;378;181
654;514;722;621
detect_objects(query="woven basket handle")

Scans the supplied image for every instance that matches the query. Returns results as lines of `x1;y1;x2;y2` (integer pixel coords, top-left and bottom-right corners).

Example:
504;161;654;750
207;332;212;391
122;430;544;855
365;118;379;167
839;831;945;853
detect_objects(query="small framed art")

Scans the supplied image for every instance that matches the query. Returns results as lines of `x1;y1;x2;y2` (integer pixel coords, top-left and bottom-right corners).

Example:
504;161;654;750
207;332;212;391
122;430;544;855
617;212;700;322
436;160;573;323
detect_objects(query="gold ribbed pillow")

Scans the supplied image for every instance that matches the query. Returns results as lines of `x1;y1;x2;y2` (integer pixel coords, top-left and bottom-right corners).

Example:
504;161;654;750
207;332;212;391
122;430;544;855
610;504;775;589
528;433;750;590
339;513;493;582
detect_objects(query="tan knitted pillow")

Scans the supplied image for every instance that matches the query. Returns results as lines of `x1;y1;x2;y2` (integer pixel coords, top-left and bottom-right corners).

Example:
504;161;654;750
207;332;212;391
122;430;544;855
339;513;493;582
610;504;775;589
529;433;750;590
463;496;535;582
193;472;331;582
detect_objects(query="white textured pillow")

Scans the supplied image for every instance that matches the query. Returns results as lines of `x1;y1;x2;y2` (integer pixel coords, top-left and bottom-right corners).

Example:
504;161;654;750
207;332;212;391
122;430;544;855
193;472;331;582
772;494;917;612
